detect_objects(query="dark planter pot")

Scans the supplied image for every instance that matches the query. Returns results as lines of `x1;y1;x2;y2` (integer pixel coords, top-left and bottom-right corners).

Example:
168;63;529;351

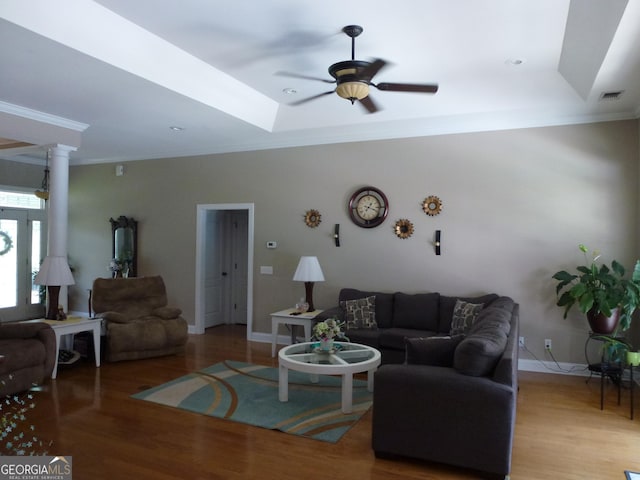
587;308;620;334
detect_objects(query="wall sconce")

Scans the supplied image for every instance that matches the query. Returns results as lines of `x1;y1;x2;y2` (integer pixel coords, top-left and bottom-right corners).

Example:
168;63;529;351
435;230;441;255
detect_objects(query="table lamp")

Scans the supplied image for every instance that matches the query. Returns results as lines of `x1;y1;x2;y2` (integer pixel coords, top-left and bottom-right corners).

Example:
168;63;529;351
292;256;325;312
34;256;76;320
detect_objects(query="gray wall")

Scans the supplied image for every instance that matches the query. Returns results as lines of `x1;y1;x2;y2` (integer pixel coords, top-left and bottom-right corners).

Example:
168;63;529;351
4;120;638;364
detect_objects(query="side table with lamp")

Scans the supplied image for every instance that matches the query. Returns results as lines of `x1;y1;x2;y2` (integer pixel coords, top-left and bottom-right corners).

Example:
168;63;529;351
271;256;326;357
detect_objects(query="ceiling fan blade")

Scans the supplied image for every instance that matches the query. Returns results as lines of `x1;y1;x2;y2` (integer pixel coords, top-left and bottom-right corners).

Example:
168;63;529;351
359;59;387;80
359;95;379;114
375;82;439;93
288;90;335;106
275;71;335;84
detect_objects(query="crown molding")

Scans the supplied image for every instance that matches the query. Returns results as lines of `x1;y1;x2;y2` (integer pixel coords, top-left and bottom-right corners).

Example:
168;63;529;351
0;100;89;132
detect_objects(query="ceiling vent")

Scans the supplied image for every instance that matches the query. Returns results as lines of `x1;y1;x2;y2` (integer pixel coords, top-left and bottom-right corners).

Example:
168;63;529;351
599;90;624;101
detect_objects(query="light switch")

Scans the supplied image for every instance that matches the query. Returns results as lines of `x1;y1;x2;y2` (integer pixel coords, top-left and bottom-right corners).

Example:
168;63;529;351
260;266;273;275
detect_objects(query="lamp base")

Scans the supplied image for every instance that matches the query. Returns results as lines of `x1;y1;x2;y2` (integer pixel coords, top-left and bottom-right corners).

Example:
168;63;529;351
304;281;316;312
45;285;61;320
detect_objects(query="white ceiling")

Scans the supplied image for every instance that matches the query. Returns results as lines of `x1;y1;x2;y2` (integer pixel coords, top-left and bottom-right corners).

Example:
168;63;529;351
1;0;639;165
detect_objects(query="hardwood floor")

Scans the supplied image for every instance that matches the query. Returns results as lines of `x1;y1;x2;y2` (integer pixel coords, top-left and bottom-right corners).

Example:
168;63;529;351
14;325;640;479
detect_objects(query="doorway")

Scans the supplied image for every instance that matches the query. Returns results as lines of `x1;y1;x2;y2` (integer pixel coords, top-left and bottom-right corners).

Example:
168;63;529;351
0;207;47;322
195;203;254;337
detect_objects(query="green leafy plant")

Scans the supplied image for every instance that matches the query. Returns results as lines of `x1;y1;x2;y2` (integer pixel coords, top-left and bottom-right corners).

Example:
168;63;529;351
552;244;640;332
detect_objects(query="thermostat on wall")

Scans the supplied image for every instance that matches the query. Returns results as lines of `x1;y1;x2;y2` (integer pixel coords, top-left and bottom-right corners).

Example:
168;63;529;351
266;241;277;249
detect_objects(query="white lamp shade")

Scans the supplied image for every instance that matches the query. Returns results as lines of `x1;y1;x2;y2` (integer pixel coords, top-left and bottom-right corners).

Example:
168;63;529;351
34;256;75;286
292;256;325;282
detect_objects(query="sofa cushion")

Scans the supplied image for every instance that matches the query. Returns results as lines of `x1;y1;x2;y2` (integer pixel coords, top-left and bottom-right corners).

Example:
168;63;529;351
92;275;169;318
108;319;168;352
344;328;381;348
449;299;484;335
393;292;439;330
467;298;514;337
379;328;437;350
339;289;394;328
340;296;377;329
405;335;464;366
453;301;513;376
438;294;499;333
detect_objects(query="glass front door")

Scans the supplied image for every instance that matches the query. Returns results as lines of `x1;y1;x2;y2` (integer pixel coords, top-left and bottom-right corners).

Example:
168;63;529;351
0;208;46;322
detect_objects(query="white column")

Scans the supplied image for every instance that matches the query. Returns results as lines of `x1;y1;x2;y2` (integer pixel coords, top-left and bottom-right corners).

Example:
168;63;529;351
47;144;77;312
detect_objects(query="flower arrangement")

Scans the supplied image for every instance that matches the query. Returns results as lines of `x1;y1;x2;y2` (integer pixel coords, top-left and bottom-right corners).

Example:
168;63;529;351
313;318;344;341
109;258;122;273
109;258;131;278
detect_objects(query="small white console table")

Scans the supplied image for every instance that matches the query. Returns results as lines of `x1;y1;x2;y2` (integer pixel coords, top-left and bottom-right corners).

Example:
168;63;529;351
270;308;323;357
23;317;102;379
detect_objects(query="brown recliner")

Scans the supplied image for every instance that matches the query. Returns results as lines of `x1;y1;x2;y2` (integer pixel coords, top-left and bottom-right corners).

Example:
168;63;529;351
0;322;56;396
91;276;188;362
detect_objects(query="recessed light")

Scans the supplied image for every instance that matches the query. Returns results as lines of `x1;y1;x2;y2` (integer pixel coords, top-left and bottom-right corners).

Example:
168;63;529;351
282;88;297;95
505;58;525;66
169;126;185;132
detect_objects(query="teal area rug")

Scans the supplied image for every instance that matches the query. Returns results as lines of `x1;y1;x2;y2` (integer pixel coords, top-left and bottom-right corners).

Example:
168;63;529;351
131;360;372;443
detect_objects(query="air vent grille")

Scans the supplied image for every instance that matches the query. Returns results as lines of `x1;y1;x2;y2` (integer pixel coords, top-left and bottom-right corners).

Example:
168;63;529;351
599;90;624;101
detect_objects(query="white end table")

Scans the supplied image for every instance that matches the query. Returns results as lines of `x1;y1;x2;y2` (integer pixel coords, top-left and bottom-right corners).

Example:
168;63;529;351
278;341;381;414
24;317;102;379
270;308;324;357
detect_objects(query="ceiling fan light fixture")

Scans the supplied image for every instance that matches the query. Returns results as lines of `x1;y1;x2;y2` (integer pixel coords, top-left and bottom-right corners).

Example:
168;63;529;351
336;81;369;102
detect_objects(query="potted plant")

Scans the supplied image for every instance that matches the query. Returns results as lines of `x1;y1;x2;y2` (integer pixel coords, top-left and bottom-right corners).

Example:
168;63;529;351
552;244;640;335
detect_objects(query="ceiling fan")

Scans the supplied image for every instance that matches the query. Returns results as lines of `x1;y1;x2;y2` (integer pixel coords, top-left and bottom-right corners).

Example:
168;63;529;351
280;25;438;113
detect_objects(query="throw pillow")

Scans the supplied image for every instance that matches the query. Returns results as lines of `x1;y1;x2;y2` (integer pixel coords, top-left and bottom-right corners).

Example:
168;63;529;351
449;299;483;336
405;335;464;366
340;296;377;330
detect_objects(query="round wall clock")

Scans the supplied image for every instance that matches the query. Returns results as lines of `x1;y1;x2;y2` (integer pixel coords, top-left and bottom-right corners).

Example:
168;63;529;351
348;186;389;228
422;195;443;216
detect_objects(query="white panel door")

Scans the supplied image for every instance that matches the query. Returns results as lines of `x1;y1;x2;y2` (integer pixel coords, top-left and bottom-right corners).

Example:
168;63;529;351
204;211;225;328
229;211;248;324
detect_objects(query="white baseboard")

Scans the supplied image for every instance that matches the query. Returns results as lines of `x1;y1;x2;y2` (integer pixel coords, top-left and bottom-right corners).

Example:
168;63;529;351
518;358;590;376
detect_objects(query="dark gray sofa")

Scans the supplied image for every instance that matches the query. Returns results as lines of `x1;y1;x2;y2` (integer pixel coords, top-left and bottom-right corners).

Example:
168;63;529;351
317;288;519;478
317;288;500;363
372;296;519;479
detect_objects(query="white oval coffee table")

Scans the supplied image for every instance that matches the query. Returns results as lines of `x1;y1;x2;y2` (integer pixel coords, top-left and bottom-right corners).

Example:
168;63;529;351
278;341;381;414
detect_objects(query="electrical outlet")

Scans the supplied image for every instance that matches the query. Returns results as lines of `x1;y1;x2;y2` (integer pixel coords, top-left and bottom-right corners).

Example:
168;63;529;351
545;339;552;350
519;336;525;348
